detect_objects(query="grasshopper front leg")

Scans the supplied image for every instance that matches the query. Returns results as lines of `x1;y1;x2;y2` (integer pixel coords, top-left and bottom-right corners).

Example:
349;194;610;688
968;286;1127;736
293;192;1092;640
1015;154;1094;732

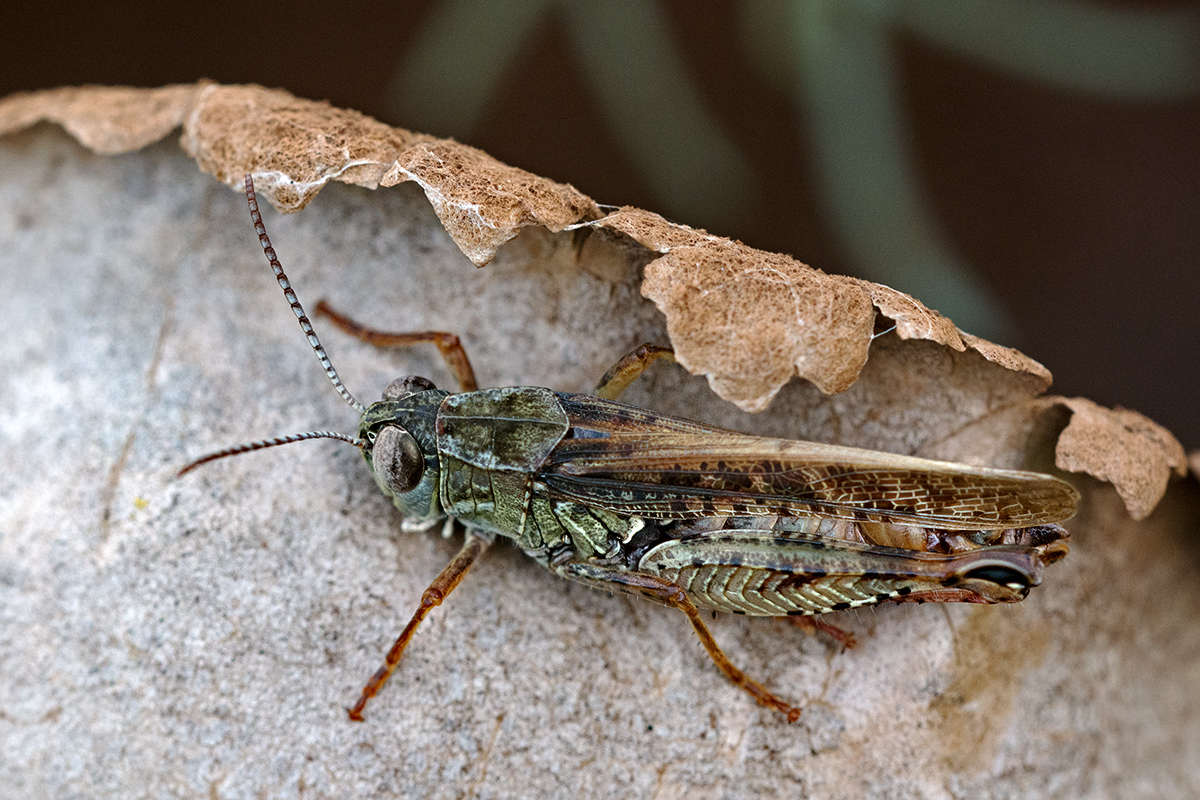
314;301;479;392
349;528;493;721
557;560;804;722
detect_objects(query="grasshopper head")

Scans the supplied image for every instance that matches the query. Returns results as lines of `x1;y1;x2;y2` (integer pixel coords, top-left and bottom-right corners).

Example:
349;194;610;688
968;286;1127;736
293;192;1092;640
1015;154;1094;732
359;378;450;525
180;176;455;531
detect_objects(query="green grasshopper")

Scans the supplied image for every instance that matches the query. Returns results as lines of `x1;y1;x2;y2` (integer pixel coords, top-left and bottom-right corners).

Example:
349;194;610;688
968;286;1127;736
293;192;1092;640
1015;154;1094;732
180;174;1078;723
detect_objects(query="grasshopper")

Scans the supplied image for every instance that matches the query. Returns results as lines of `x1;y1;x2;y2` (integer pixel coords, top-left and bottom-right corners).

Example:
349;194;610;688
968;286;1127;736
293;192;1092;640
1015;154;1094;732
180;174;1078;722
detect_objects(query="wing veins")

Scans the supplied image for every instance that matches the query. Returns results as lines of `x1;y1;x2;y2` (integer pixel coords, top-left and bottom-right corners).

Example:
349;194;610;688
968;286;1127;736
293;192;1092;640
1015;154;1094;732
546;422;1077;527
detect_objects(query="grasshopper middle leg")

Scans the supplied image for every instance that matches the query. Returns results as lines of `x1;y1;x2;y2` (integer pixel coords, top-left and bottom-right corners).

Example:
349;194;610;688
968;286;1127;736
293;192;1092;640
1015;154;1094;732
557;560;803;722
593;344;676;400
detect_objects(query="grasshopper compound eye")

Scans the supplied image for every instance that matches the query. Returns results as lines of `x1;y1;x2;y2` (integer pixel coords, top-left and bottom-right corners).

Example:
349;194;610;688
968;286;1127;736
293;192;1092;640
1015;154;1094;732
373;425;425;494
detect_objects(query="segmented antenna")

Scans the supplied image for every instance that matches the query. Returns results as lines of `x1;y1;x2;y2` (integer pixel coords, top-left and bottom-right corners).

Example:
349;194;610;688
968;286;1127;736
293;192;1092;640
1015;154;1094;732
177;431;366;477
245;173;366;414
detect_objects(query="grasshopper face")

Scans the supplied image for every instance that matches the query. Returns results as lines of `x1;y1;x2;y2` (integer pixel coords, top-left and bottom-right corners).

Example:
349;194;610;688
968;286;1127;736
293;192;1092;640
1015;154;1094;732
359;377;450;526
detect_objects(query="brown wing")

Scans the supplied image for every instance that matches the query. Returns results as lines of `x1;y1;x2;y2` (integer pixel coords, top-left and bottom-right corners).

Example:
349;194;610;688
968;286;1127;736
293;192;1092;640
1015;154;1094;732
541;394;1079;530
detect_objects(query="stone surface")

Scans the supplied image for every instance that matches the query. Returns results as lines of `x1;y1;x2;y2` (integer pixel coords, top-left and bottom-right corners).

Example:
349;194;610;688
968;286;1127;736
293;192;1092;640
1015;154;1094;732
2;128;1198;799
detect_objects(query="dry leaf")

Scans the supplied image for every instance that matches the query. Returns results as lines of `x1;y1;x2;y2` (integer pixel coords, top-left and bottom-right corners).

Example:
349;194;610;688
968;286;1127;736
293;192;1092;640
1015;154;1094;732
0;84;1186;512
0;83;201;153
1050;397;1188;519
0;82;1051;410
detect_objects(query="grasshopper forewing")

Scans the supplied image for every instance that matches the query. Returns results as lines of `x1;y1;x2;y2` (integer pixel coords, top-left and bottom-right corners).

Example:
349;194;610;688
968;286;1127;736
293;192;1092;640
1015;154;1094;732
179;174;1079;723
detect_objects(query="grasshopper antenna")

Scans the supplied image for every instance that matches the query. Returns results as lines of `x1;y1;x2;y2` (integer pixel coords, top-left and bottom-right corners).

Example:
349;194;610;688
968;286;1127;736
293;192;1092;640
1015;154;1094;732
245;173;366;415
177;431;366;477
176;176;371;479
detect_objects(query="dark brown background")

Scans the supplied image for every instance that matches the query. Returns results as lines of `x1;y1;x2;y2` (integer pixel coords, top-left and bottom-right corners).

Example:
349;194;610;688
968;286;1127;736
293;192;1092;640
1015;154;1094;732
3;0;1197;447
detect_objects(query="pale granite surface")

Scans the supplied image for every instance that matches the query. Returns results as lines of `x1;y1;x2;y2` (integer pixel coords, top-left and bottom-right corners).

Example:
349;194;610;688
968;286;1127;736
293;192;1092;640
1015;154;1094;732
2;127;1198;799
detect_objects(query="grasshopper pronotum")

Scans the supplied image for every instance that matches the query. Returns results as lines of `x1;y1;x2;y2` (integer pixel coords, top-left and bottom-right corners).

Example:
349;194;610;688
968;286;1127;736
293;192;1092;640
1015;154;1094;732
181;175;1077;722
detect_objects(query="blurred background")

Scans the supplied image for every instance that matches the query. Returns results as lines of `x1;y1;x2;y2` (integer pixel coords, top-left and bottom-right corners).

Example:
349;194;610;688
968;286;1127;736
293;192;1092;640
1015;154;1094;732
3;0;1197;447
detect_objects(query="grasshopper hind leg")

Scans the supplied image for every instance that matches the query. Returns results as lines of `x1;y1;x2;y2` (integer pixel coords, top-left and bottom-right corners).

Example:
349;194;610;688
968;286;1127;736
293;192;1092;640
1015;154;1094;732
557;561;803;723
787;615;857;649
